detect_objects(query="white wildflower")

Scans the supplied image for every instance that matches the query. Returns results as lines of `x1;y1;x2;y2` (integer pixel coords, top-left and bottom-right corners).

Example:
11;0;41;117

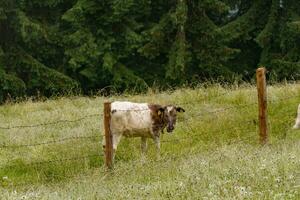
275;177;281;183
178;181;184;187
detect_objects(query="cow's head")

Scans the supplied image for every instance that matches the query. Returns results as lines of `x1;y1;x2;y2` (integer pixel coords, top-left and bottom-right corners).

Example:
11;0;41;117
158;105;185;133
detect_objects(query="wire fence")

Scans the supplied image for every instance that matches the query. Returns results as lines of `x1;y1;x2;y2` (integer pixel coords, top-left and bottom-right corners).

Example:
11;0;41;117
0;93;298;147
0;91;298;130
0;135;102;149
0;153;103;170
0;86;299;188
0;94;298;148
0;113;101;130
268;93;300;103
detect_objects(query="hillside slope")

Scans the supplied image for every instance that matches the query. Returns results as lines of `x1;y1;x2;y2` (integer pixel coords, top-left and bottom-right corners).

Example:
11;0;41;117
0;84;300;199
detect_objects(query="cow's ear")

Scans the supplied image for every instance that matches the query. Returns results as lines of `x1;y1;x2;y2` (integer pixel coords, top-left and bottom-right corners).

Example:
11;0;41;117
176;107;185;112
158;107;165;116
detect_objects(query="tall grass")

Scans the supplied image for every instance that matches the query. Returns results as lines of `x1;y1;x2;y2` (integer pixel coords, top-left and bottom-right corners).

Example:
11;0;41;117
0;83;300;199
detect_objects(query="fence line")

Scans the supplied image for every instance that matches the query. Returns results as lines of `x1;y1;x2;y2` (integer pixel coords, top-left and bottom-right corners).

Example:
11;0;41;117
268;93;300;103
0;91;298;131
1;165;107;188
0;117;294;188
176;91;230;105
181;103;257;121
161;119;257;144
0;137;256;189
181;92;300;120
179;92;299;122
0;135;102;149
0;153;103;171
0;99;294;149
0;117;256;149
109;102;258;114
0;103;260;150
1;79;299;184
0;113;101;130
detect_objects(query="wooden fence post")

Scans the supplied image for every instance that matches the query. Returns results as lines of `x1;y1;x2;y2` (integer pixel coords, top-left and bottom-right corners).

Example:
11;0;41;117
104;102;113;169
256;67;268;145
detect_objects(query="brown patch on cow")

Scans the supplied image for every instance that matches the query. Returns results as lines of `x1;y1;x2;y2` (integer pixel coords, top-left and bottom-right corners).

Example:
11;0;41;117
148;104;166;136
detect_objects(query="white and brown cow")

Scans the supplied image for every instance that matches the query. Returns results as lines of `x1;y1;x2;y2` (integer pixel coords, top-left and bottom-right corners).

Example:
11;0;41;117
102;101;185;158
293;104;300;129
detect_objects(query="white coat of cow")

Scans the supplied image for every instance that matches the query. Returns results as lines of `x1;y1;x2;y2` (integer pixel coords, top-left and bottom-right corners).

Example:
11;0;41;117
293;104;300;129
102;101;185;158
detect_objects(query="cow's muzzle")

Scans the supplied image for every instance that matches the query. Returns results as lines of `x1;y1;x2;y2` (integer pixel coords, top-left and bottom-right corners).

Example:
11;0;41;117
167;126;174;133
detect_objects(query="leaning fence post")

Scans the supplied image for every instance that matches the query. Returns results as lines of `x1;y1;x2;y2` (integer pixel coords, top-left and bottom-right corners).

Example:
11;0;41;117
256;67;268;145
104;102;113;169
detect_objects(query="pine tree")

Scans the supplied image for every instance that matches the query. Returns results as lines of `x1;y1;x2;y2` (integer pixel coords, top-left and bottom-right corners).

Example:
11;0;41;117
139;0;234;84
0;0;299;102
0;0;78;102
222;0;300;80
0;0;26;101
258;0;300;80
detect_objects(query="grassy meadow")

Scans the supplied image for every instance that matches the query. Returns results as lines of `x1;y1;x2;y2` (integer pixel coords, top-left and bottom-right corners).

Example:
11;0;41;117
0;83;300;199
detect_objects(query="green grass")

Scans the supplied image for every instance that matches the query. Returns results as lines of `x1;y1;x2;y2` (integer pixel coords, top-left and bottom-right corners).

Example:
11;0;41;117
0;84;300;199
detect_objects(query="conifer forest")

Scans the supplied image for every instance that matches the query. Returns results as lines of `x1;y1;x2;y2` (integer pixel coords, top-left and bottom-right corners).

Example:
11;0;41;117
0;0;300;102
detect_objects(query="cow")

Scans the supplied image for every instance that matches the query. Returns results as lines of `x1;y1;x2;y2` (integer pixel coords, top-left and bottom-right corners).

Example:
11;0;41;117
293;104;300;129
102;101;185;159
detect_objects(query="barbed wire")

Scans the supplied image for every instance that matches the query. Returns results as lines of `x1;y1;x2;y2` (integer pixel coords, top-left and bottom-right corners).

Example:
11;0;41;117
0;102;270;132
0;87;299;189
111;92;299;113
0;88;298;124
1;91;297;131
0;153;104;188
268;93;300;103
1;135;259;189
0;117;277;188
0;97;290;153
0;114;256;150
181;102;258;121
0;113;101;130
161;119;257;144
108;92;251;113
0;164;107;188
0;153;103;171
108;91;231;108
30;154;103;166
0;135;102;149
175;91;231;106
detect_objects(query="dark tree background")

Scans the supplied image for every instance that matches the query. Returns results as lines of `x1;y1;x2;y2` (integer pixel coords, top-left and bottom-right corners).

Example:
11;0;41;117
0;0;299;102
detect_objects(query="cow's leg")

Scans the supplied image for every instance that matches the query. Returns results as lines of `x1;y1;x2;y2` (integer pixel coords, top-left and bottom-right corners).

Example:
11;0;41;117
141;137;148;162
293;117;300;129
154;136;161;159
112;133;122;160
293;104;300;129
141;137;148;154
